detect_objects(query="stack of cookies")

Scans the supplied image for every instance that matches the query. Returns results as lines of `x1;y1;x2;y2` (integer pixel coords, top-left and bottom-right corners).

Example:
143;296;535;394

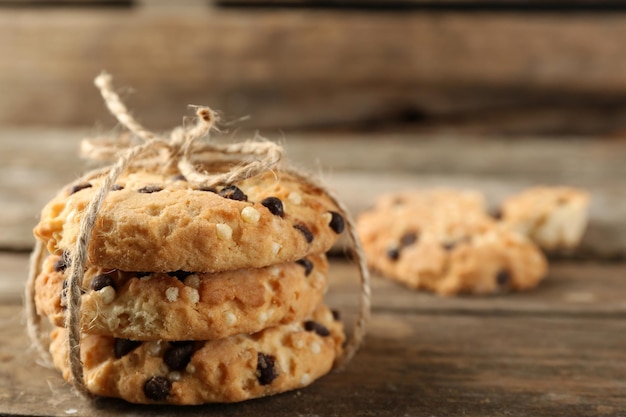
356;187;589;296
32;169;347;404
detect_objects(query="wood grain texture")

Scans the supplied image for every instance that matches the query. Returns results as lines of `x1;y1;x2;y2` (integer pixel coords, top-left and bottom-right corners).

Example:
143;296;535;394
4;8;626;133
2;129;625;258
2;257;626;416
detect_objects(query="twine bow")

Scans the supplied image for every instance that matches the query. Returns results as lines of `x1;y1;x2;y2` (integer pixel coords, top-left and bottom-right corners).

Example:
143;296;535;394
25;72;370;399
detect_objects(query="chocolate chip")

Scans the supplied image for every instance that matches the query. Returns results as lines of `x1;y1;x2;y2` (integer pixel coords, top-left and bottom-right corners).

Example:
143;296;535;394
53;253;69;272
114;339;142;358
496;270;511;287
304;320;331;337
442;242;456;251
111;184;124;191
198;186;217;193
256;353;279;386
331;309;341;321
219;185;247;201
137;185;163;193
328;211;345;234
167;270;192;281
261;197;284;217
69;183;92;195
164;342;195;371
295;258;314;276
294;223;314;243
400;231;418;247
90;274;115;291
144;376;171;401
387;247;400;261
489;208;503;220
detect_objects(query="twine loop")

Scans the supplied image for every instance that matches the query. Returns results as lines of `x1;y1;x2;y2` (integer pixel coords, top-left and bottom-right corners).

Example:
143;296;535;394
25;72;370;399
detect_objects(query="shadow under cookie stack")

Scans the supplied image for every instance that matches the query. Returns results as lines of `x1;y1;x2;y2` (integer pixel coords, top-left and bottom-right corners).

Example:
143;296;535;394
27;75;356;405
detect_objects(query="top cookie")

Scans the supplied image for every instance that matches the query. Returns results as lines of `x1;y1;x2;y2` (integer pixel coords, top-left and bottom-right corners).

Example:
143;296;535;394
499;186;590;250
34;169;345;273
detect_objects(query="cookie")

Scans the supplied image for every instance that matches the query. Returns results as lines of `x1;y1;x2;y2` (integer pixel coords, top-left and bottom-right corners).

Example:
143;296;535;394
49;304;344;404
34;169;345;273
357;189;547;295
35;253;328;341
499;186;590;250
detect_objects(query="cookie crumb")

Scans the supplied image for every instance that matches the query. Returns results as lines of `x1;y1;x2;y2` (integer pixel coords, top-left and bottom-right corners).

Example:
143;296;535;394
165;287;179;303
241;206;261;224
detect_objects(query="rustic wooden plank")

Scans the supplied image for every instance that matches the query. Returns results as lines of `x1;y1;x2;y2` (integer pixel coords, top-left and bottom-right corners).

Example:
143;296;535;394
0;253;29;305
1;129;625;258
327;259;626;316
4;9;626;133
2;301;625;416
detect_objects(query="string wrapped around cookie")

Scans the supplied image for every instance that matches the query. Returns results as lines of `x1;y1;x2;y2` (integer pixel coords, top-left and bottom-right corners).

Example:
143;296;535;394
25;72;370;399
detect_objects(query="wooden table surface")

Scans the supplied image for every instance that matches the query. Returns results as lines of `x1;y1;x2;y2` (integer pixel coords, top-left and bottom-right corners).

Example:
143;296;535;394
1;129;626;416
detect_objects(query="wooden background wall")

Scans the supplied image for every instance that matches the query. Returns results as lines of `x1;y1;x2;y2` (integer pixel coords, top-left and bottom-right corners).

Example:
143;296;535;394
1;0;626;259
3;0;626;135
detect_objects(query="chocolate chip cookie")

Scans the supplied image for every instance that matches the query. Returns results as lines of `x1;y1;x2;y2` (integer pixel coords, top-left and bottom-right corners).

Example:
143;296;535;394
357;189;548;295
49;304;344;404
35;253;329;341
34;169;345;273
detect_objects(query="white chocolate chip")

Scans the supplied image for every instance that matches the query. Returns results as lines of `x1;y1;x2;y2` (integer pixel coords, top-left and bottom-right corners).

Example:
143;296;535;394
271;242;282;255
300;373;311;385
292;338;304;349
322;212;333;225
310;342;321;355
146;341;163;356
98;286;116;304
187;288;200;304
165;287;179;302
288;192;302;205
186;363;196;374
258;311;269;324
168;371;182;381
241;206;261;224
216;223;233;240
224;311;237;326
184;274;200;289
269;266;281;277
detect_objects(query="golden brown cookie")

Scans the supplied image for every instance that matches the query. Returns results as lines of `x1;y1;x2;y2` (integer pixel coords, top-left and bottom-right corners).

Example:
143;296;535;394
49;304;344;404
357;189;548;295
34;169;345;273
36;253;328;341
499;186;590;251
